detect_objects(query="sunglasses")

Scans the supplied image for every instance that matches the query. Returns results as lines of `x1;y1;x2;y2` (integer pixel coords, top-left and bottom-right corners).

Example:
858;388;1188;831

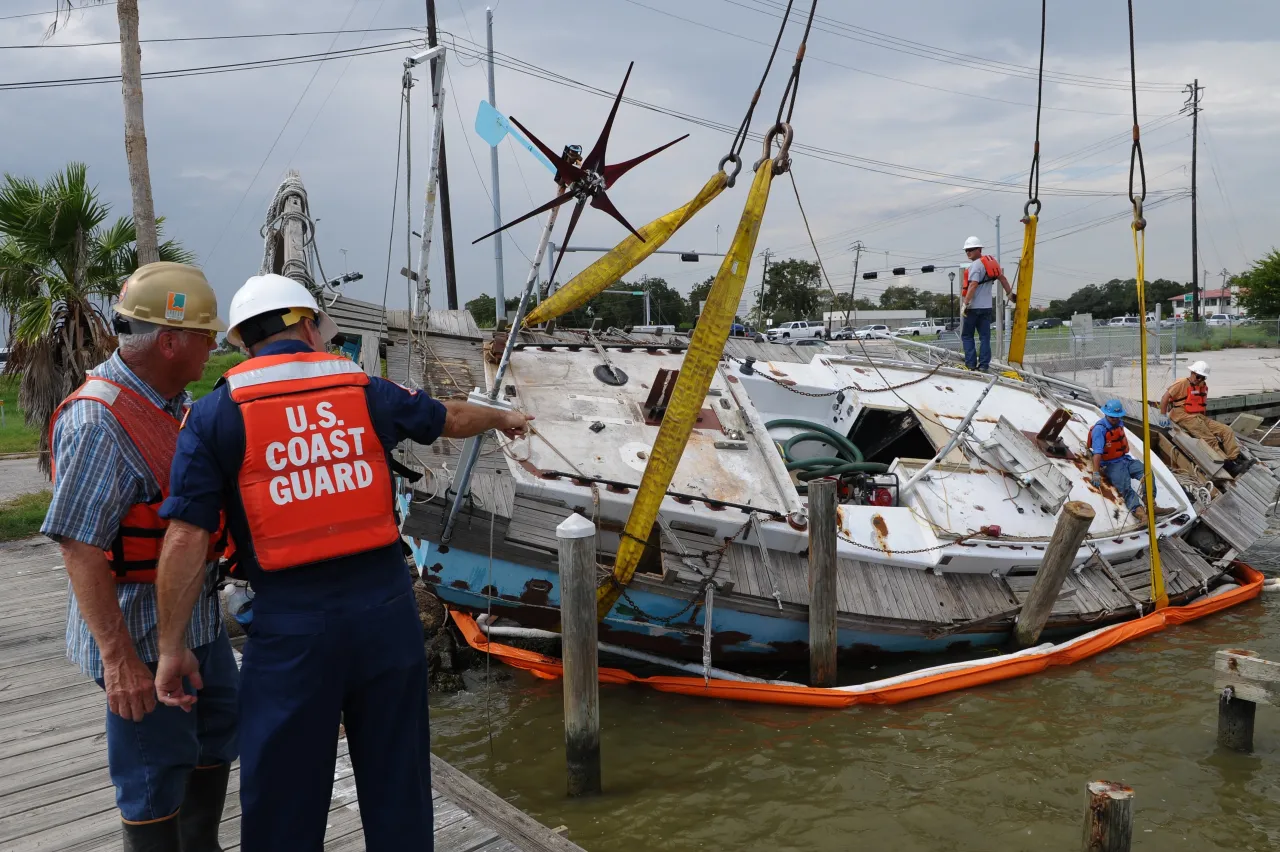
166;327;218;342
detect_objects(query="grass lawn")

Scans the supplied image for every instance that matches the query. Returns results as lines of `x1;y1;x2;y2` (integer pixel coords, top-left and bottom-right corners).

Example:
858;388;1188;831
0;490;52;541
0;375;38;455
190;351;246;399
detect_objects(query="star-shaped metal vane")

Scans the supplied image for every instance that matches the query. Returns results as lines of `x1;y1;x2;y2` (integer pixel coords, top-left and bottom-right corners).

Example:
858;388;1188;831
471;62;688;284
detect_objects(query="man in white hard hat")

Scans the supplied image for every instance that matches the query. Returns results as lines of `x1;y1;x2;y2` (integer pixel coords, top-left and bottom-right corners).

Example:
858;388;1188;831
152;274;532;851
42;262;237;852
959;236;1014;371
1160;360;1251;475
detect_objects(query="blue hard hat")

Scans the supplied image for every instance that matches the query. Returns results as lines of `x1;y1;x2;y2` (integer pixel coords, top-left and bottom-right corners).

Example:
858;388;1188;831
1101;399;1126;418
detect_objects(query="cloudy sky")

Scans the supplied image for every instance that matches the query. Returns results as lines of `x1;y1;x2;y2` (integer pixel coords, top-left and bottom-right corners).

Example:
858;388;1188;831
2;0;1277;327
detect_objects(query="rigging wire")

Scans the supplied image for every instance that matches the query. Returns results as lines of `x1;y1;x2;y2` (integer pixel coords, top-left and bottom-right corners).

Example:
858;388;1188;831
1026;0;1045;212
379;84;405;337
201;0;373;264
726;0;794;162
774;0;818;126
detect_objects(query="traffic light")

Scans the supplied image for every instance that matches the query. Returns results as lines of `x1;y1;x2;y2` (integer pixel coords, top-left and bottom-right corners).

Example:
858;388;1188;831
921;265;936;273
892;267;906;276
862;271;877;280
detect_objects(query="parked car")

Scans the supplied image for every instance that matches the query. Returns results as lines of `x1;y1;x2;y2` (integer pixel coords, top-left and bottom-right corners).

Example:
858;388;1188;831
1027;317;1064;329
766;320;824;341
787;338;829;348
1159;316;1186;328
729;322;756;338
892;319;946;337
852;324;891;339
830;326;855;340
1108;316;1140;328
1206;313;1236;327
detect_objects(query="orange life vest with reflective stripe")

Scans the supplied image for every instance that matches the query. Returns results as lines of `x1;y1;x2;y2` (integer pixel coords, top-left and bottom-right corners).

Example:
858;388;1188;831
1092;420;1129;463
50;378;225;583
1184;381;1208;415
961;255;1002;299
224;351;400;572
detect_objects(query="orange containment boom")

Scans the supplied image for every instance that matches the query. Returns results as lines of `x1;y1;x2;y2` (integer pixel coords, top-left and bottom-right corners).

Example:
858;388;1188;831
451;563;1261;708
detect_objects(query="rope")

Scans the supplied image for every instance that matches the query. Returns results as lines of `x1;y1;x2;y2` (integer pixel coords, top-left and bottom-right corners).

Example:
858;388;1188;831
259;172;317;291
726;0;795;163
379;83;406;345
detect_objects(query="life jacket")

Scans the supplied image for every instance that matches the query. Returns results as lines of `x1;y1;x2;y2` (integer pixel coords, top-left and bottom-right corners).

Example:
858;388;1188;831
224;351;400;572
961;255;1002;299
1092;419;1129;463
50;378;225;583
1183;380;1208;415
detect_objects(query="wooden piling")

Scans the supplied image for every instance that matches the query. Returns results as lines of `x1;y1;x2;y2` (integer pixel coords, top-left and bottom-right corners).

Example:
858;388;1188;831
1081;781;1134;852
1015;501;1095;648
1212;648;1280;753
807;478;838;688
557;512;601;797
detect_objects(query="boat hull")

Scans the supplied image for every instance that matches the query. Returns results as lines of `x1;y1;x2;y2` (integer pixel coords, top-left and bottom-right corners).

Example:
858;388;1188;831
423;545;1016;663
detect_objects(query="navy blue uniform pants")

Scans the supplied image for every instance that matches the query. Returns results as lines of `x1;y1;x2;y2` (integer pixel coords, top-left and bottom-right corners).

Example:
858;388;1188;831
961;307;994;370
238;589;432;851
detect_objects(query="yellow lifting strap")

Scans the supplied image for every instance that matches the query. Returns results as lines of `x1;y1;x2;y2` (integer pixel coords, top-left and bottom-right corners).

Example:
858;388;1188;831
1005;213;1038;366
596;151;778;620
522;172;729;328
1133;221;1167;609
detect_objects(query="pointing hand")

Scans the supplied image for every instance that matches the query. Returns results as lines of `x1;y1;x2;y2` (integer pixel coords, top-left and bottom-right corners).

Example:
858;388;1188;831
500;410;534;440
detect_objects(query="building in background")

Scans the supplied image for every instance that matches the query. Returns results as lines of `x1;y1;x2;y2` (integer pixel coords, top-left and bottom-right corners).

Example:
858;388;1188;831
1167;288;1245;318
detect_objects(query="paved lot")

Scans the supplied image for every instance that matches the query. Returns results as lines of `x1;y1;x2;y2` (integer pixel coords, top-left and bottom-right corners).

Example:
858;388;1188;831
0;458;47;503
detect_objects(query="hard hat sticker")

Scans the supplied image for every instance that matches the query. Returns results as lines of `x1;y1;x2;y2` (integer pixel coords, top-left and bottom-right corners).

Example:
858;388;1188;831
166;291;187;321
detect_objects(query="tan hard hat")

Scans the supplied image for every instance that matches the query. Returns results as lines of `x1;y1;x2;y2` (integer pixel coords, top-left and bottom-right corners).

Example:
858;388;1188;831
114;262;228;332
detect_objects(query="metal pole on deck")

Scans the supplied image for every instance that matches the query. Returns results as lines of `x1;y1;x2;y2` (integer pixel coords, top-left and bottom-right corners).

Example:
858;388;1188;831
486;7;506;324
558;513;602;797
425;0;460;309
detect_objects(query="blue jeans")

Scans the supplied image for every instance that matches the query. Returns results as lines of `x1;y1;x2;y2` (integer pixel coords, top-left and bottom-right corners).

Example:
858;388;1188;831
1102;456;1155;512
98;629;239;822
961;307;993;369
239;588;432;852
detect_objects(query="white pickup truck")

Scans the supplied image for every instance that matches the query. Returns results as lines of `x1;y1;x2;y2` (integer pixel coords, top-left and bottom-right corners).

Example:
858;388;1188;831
766;320;824;341
892;319;946;337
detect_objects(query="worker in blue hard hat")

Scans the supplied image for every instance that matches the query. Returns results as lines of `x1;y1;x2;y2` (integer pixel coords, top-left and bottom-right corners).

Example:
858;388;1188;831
1089;399;1175;526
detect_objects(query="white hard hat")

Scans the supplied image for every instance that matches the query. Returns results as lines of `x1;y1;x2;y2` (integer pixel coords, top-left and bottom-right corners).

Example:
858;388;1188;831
227;274;340;348
963;236;983;251
1189;360;1210;377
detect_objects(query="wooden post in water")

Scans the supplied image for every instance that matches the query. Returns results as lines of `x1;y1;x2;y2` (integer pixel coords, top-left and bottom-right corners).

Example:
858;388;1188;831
1081;781;1134;852
1212;648;1280;752
1015;501;1094;648
557;512;601;797
808;478;838;688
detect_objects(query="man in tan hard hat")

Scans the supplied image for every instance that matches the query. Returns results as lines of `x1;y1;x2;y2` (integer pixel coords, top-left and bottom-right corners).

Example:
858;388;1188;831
1160;360;1251;475
42;262;238;852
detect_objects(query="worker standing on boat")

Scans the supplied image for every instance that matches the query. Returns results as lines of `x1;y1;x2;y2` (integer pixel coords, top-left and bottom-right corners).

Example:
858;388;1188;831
152;274;532;852
959;236;1014;372
41;263;238;852
1159;361;1252;476
1090;399;1175;525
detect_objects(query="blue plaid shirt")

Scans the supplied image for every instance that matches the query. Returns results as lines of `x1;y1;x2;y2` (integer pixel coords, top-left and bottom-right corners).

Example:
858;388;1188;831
42;352;222;679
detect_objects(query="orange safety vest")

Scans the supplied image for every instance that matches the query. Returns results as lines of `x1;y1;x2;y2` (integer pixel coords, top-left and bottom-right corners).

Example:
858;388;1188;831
1092;421;1129;463
961;255;1002;299
50;378;225;583
224;351;400;572
1184;381;1208;415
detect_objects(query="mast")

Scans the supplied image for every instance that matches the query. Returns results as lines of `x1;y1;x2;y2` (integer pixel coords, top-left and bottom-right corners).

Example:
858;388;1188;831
487;7;506;325
426;0;460;309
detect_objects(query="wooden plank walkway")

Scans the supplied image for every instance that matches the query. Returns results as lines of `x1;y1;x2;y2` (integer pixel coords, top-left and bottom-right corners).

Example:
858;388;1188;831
0;537;584;852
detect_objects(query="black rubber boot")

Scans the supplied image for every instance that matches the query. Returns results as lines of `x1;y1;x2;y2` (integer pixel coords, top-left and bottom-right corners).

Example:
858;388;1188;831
178;764;231;852
122;814;181;852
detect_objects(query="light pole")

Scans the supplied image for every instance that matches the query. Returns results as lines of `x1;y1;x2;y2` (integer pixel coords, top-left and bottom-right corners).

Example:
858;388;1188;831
956;203;1003;355
948;270;956;327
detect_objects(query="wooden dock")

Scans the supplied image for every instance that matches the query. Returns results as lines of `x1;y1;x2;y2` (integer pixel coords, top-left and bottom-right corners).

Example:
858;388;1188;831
0;537;585;852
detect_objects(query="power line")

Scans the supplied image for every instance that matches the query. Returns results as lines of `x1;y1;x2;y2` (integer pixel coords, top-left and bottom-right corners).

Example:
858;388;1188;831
0;26;423;49
203;0;367;264
615;0;1165;117
0;1;115;23
726;0;1183;92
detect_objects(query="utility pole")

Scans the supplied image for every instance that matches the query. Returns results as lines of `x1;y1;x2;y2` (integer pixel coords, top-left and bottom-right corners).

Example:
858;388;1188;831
849;240;864;328
1222;268;1232;314
486;7;506;324
758;248;772;327
1186;79;1203;322
641;274;651;325
426;0;460;309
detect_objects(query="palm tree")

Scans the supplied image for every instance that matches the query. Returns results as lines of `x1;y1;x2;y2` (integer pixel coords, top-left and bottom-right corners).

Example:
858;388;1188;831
0;163;192;472
51;1;159;265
